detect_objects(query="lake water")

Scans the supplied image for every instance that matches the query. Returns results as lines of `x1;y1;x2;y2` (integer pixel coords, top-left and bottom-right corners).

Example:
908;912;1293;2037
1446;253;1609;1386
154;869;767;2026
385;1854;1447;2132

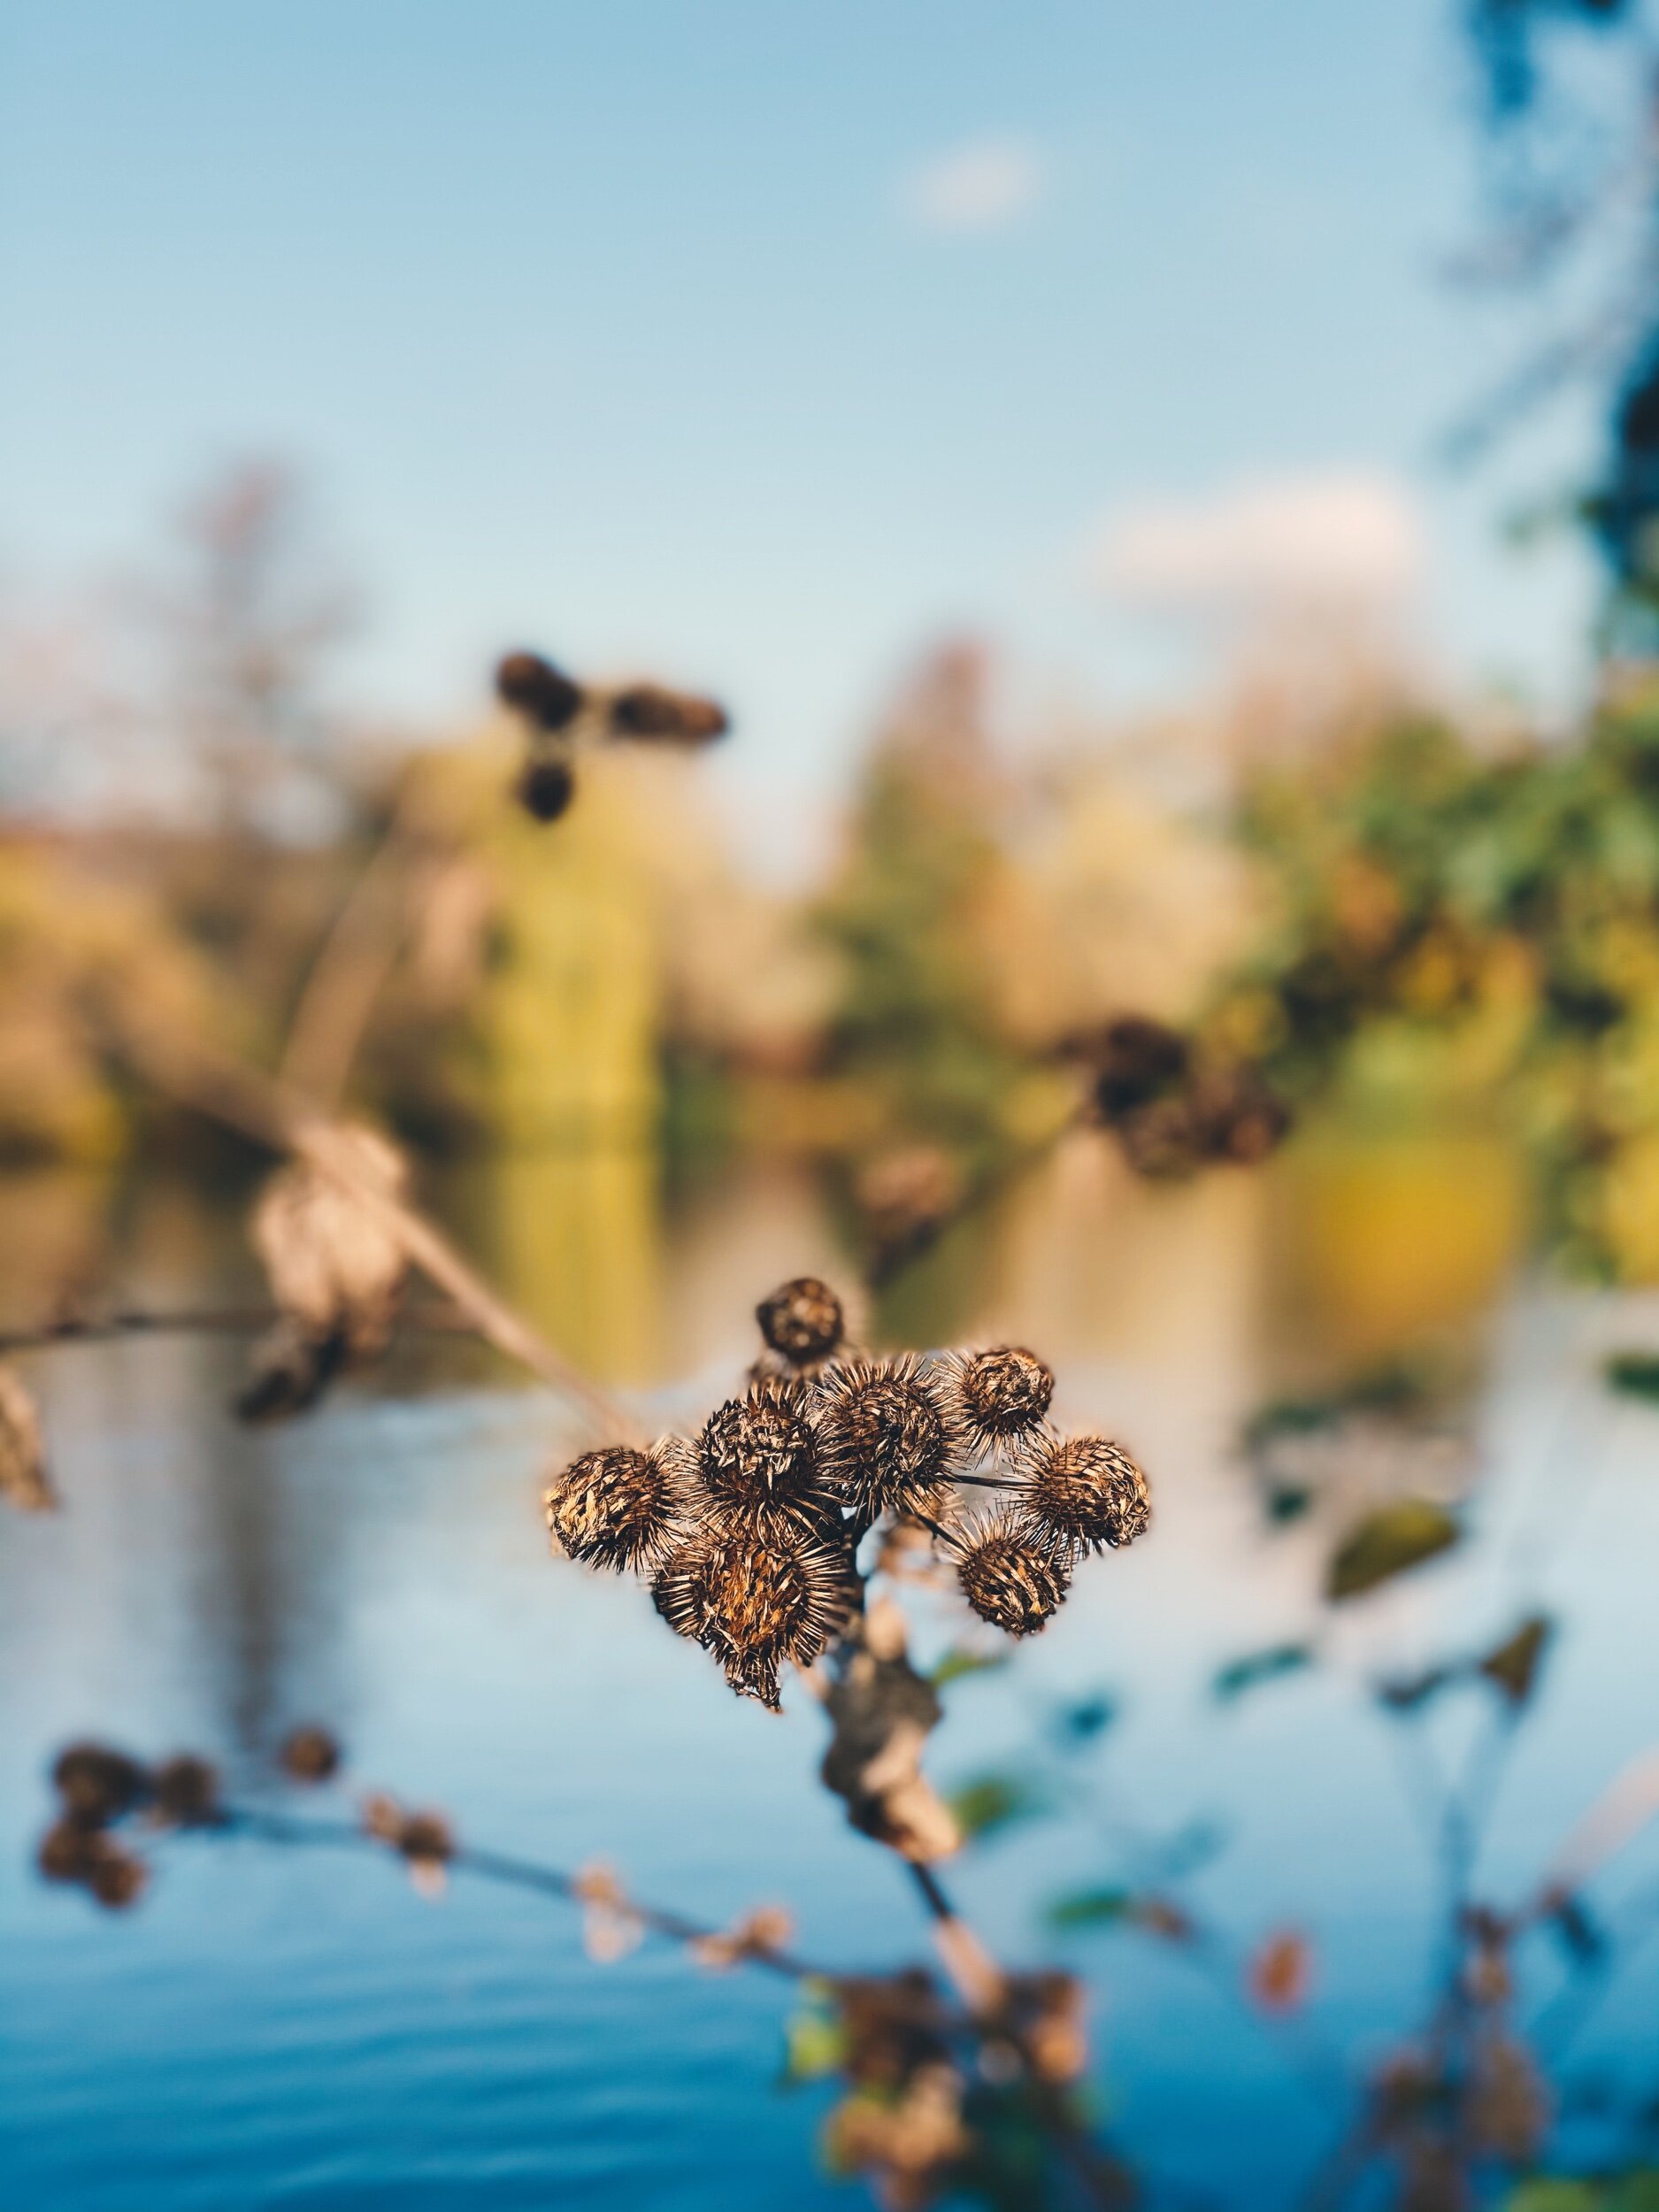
3;1134;1657;2208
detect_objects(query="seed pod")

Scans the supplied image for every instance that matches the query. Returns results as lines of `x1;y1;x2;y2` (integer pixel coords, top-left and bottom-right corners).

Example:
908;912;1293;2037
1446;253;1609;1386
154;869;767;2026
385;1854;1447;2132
514;752;577;824
815;1356;965;1519
1014;1432;1149;1555
52;1742;150;1824
280;1725;342;1784
755;1277;846;1368
942;1347;1054;1455
606;683;729;744
150;1755;220;1829
695;1379;834;1532
955;1515;1071;1638
495;649;584;732
544;1440;690;1573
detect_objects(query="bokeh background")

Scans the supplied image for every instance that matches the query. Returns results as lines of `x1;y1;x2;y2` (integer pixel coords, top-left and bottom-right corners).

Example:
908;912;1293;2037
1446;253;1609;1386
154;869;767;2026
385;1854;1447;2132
5;4;1659;2208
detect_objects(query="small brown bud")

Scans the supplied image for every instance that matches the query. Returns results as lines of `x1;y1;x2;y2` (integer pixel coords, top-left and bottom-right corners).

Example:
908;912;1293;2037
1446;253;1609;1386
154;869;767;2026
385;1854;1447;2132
607;684;728;743
495;649;583;732
150;1755;220;1828
52;1742;149;1824
514;753;577;824
755;1277;845;1367
280;1725;342;1784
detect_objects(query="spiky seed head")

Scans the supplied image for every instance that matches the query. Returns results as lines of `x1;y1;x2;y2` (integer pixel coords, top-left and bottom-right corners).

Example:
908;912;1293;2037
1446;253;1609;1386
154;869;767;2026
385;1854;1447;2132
514;753;577;823
755;1277;846;1366
947;1347;1055;1449
695;1379;831;1529
495;649;584;732
544;1441;688;1572
607;683;729;743
816;1356;964;1518
955;1517;1071;1638
650;1526;855;1706
1018;1432;1149;1554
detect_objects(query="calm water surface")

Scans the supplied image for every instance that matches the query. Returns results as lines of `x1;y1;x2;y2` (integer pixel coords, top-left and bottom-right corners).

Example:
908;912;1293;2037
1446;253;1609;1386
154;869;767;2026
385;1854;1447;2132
2;1141;1656;2208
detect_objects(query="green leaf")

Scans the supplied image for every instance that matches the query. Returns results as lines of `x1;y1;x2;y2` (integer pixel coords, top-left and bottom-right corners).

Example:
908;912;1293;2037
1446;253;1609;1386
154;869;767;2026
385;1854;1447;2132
1212;1642;1316;1701
1503;2185;1599;2212
1325;1498;1461;1601
1477;1615;1554;1706
947;1771;1047;1841
928;1647;1009;1689
1607;1351;1659;1402
1047;1886;1134;1930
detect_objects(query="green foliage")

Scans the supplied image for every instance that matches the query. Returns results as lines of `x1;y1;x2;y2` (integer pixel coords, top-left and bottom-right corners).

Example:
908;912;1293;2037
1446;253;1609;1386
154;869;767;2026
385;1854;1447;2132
1506;2179;1659;2212
1325;1498;1461;1601
947;1771;1048;1842
1046;1886;1134;1931
1211;1643;1317;1701
928;1647;1010;1690
1213;687;1659;1279
815;673;1028;1170
1606;1350;1659;1401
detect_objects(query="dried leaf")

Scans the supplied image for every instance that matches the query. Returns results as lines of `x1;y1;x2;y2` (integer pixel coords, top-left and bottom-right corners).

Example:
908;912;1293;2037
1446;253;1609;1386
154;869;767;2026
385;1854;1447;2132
1478;1615;1554;1706
0;1363;55;1513
1325;1499;1460;1601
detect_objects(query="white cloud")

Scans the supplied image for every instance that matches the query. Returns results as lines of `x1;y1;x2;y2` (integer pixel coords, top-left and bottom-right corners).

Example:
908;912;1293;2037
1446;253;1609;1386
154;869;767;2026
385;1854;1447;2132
1084;470;1421;615
901;136;1045;235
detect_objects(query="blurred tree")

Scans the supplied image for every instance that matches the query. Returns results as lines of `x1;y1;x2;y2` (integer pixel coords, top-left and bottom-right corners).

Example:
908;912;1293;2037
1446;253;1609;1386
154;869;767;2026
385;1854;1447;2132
815;644;1029;1169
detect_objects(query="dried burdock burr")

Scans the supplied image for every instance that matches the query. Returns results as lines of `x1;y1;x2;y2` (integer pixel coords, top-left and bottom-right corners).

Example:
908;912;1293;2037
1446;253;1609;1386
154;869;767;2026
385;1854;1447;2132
755;1277;846;1369
495;649;584;733
652;1525;856;1708
606;683;729;744
952;1513;1072;1638
280;1725;342;1784
362;1791;455;1895
695;1378;835;1533
544;1440;690;1573
941;1346;1054;1455
815;1356;966;1520
514;752;577;824
0;1363;54;1513
1011;1431;1149;1555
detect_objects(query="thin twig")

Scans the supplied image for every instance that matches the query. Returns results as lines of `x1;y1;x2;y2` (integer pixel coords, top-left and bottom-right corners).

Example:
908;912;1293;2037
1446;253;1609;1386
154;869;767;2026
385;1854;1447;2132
0;1299;478;1357
278;795;440;1110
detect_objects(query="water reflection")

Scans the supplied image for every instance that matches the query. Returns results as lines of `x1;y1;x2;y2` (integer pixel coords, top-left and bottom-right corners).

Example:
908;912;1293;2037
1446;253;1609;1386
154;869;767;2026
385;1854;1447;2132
1;1135;1655;2209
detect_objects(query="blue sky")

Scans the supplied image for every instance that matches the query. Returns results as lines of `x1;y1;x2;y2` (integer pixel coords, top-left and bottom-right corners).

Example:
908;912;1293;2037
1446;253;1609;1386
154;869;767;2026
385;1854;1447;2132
0;0;1617;855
